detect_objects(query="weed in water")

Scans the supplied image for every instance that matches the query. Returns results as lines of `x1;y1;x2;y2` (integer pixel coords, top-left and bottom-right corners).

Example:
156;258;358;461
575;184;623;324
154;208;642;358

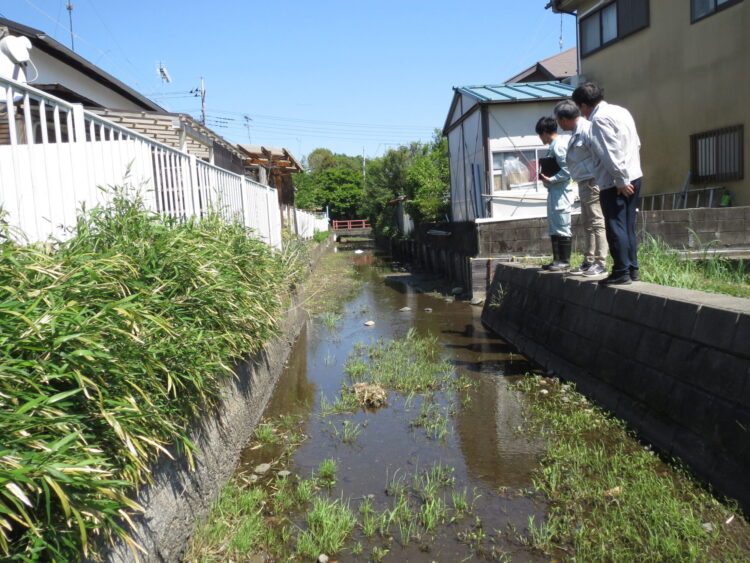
420;497;447;532
352;541;364;555
338;420;362;444
371;545;390;562
317;458;338;488
295;496;357;558
360;498;378;537
318;311;342;331
253;422;279;444
295;478;316;504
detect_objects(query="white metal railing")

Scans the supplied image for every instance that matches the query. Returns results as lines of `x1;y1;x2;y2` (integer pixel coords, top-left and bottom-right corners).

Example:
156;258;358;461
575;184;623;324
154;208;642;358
0;75;285;247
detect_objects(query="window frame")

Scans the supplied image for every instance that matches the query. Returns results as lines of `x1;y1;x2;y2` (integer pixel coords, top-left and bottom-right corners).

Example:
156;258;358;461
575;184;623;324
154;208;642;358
691;0;743;24
579;0;650;58
690;124;744;184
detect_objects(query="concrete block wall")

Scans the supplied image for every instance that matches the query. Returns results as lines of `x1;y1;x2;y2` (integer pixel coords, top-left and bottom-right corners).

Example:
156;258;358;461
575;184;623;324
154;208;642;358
477;206;750;257
481;264;750;512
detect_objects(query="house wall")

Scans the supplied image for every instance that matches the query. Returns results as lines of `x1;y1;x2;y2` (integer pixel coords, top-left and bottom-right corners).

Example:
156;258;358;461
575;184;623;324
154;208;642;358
486;101;561;151
448;109;485;221
29;49;148;111
574;0;750;206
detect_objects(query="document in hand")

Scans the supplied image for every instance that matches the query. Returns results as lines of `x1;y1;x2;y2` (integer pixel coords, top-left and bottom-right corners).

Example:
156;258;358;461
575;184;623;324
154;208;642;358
539;156;561;178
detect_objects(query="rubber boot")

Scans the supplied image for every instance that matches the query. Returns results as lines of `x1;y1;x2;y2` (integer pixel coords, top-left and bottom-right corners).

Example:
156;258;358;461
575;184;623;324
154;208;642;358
549;236;572;271
542;236;559;270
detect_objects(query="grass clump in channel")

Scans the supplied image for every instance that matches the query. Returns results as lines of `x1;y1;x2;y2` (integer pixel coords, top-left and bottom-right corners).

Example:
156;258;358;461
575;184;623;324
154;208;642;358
513;375;750;561
0;187;306;559
344;328;454;393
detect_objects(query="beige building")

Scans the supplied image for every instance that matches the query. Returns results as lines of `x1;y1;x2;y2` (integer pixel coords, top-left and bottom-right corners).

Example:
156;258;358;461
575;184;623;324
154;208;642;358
548;0;749;206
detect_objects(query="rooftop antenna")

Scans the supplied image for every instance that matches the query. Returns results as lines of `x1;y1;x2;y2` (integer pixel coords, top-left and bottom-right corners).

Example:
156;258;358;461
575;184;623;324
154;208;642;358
243;115;252;143
66;3;75;51
157;62;171;83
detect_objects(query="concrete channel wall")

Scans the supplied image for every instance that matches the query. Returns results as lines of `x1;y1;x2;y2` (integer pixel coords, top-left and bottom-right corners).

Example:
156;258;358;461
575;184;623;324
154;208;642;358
481;263;750;512
104;239;331;562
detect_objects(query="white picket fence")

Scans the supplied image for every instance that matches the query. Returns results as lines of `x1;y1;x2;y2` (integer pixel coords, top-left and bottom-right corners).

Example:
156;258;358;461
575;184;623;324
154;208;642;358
293;207;329;238
0;75;321;248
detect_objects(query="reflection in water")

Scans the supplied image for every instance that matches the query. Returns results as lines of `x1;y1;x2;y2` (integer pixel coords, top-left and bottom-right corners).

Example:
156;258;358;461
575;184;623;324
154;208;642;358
239;250;547;561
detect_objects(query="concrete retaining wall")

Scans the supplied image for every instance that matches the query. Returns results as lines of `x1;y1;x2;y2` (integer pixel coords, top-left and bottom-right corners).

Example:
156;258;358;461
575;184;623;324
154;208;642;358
477;206;750;257
481;264;750;512
104;240;331;562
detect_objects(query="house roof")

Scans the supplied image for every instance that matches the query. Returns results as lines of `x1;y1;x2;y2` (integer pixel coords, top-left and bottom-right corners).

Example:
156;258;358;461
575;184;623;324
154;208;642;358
443;81;576;135
505;47;578;83
0;17;164;112
455;81;576;103
89;108;244;162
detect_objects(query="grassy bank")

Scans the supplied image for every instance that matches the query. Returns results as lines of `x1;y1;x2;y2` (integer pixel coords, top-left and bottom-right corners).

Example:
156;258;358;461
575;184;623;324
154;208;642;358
0;189;307;560
638;234;749;298
513;375;750;561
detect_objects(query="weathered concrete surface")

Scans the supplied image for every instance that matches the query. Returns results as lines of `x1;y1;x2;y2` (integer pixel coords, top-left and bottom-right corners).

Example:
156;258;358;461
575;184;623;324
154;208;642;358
104;239;330;562
482;263;750;513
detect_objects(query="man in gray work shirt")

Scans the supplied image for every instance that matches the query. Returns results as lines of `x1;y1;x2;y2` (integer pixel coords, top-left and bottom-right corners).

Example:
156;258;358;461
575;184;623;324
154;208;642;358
554;100;608;277
572;82;643;286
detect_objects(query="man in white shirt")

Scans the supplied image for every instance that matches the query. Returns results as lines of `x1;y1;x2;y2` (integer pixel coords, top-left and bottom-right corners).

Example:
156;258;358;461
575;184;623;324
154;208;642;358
572;83;643;286
554;100;608;277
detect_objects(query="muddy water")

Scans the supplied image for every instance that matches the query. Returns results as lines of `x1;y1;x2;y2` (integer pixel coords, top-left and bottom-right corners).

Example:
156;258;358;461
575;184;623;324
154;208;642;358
240;248;548;561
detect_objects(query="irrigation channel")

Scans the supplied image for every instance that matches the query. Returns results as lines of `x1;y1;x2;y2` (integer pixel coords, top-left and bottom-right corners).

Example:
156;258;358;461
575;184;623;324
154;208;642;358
185;243;749;561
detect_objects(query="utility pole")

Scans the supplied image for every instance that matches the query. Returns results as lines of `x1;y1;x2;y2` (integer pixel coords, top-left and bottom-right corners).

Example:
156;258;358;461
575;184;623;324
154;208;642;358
66;3;75;51
199;77;206;125
243;115;252;143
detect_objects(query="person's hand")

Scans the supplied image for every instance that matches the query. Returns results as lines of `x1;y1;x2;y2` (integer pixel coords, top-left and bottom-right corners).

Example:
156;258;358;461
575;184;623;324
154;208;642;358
617;184;635;196
539;173;551;185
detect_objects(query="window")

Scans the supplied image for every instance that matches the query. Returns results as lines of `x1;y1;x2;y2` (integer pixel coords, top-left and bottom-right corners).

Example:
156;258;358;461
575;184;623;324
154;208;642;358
492;149;544;191
692;0;742;22
579;0;649;57
690;125;744;183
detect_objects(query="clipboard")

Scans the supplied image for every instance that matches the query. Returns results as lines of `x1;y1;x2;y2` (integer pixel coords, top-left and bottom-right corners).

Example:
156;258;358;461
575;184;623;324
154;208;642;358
539;156;561;178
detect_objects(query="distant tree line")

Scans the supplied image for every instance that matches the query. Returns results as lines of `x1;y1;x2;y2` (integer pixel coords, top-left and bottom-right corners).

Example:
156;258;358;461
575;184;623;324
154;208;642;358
293;130;449;235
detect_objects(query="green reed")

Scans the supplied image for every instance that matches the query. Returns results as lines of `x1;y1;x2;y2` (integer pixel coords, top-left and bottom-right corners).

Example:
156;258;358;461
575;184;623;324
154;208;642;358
0;187;306;559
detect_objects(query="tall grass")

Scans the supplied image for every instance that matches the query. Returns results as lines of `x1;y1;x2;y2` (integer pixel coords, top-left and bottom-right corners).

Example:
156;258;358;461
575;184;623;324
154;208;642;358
0;187;303;559
638;234;749;297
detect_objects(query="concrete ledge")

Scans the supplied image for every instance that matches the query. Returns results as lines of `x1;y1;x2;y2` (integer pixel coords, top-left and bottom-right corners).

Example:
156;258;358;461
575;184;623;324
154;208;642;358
482;263;750;512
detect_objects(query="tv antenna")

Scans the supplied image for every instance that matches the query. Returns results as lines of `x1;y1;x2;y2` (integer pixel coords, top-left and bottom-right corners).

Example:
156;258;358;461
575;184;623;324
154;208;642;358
66;3;75;51
157;62;171;83
190;78;206;125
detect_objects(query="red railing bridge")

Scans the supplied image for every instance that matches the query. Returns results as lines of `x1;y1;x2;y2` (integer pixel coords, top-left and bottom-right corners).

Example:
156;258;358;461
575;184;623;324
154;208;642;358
331;219;372;241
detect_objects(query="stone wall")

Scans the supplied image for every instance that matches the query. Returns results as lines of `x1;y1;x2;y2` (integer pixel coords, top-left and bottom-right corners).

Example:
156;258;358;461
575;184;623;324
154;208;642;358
481;264;750;513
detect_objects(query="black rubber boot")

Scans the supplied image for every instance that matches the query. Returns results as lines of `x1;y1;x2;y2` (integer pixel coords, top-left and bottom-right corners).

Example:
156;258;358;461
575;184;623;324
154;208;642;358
542;236;559;270
549;236;572;271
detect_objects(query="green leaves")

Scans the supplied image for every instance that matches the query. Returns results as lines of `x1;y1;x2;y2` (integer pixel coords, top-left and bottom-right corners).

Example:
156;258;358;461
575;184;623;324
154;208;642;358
0;187;303;559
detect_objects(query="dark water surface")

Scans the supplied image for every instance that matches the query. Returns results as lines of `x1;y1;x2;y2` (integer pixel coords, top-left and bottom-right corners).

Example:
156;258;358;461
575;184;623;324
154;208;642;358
239;248;548;562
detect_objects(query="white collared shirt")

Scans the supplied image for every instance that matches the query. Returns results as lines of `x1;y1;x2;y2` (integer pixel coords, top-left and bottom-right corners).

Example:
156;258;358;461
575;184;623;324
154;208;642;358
565;118;595;183
589;101;643;190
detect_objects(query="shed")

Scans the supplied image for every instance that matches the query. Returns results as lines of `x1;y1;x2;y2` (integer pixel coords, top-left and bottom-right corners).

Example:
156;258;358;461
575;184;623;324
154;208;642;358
443;81;576;222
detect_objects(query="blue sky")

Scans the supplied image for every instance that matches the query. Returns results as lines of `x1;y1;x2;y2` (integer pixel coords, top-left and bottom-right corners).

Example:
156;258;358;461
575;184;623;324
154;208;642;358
3;1;576;160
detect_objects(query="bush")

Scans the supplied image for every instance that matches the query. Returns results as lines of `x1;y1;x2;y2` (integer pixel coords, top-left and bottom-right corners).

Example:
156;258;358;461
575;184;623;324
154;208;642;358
0;188;301;559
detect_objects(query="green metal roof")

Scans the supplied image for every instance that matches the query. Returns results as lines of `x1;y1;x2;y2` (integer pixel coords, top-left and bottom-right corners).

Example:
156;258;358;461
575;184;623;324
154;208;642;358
455;81;575;103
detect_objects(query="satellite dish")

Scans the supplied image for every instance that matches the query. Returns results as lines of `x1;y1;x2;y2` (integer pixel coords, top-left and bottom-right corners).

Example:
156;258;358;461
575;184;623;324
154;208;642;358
0;36;32;65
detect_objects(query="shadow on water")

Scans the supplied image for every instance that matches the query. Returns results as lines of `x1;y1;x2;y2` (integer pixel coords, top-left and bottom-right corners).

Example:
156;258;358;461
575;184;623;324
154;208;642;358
239;249;548;561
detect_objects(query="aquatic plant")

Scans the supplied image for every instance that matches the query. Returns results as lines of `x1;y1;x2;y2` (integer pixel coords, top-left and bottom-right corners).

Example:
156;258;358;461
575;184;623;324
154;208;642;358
295;497;357;558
